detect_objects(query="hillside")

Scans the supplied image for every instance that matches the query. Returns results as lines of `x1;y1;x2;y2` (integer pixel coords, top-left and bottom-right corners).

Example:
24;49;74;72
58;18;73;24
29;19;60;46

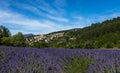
24;34;35;38
26;17;120;49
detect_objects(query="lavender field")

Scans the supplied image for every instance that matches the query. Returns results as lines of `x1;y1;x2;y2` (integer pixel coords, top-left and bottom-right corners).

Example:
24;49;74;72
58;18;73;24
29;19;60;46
0;46;120;73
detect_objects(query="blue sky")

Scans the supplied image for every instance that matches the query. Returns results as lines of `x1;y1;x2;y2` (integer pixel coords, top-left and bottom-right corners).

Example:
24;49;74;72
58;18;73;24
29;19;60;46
0;0;120;35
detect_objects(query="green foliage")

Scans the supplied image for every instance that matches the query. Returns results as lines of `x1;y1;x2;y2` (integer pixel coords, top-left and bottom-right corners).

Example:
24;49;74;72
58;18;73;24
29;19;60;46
0;25;11;38
1;17;120;49
1;37;12;46
62;56;93;73
30;17;120;49
11;32;26;46
0;25;11;44
32;41;49;48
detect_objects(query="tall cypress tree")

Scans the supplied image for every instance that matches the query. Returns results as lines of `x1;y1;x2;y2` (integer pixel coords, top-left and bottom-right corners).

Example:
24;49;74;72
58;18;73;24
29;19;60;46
0;25;11;44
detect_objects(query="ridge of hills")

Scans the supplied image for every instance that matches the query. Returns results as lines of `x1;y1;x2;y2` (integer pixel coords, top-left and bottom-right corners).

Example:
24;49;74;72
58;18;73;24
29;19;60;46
26;17;120;49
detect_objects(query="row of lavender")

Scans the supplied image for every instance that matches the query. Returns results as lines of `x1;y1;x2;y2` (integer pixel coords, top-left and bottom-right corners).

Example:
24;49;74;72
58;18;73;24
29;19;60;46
0;46;120;73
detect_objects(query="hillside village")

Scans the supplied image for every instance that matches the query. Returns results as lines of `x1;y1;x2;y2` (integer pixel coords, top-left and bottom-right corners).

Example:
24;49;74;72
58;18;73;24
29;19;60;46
25;17;120;48
26;32;64;45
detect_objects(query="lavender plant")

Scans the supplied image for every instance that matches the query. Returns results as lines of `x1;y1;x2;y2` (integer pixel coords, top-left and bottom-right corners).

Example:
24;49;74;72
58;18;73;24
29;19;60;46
0;46;120;73
62;56;93;73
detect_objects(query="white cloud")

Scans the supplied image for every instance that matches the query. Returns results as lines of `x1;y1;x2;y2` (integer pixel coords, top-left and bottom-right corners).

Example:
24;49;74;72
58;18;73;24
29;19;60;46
1;0;120;35
98;13;120;21
46;14;69;22
18;4;68;22
0;10;72;35
74;16;83;20
71;12;120;27
29;0;59;15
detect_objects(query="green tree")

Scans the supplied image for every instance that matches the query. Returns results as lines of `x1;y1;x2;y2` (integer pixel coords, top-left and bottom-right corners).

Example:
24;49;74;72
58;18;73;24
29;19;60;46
0;25;11;37
11;32;26;46
1;37;12;46
0;25;11;45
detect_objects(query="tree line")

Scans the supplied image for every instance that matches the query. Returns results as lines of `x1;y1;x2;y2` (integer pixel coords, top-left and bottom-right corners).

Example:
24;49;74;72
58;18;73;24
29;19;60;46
1;17;120;49
0;25;26;47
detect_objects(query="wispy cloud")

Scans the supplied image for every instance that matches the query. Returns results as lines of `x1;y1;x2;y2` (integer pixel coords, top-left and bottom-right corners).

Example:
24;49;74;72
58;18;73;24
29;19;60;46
17;1;68;22
97;13;120;22
72;11;120;27
1;0;120;35
0;9;72;34
46;14;69;22
29;0;66;16
74;16;83;20
0;0;71;35
1;8;120;35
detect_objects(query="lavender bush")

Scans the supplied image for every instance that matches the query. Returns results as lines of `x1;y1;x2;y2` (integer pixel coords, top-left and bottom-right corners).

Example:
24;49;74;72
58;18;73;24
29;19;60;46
0;46;120;73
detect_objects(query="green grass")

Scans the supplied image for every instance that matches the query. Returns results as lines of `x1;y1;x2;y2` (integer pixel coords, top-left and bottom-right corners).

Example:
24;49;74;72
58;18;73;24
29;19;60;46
62;56;93;73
